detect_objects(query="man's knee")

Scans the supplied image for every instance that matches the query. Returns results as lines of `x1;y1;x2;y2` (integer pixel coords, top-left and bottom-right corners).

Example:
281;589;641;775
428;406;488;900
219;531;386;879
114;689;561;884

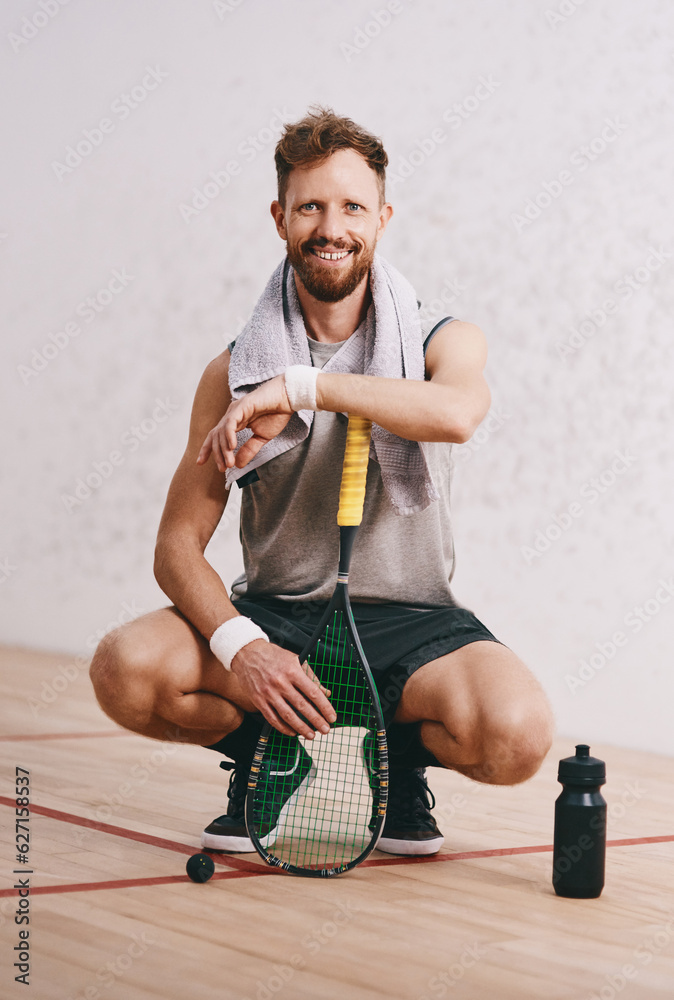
89;624;157;722
477;697;555;785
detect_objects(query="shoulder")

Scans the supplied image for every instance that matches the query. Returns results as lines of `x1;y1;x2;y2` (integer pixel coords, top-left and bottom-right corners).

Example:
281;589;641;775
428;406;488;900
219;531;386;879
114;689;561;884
426;319;486;345
198;348;231;393
202;347;231;379
423;320;488;378
190;349;232;424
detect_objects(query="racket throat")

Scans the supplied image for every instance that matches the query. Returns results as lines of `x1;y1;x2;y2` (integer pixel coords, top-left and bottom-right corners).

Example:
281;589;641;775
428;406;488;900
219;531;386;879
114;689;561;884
337;525;359;583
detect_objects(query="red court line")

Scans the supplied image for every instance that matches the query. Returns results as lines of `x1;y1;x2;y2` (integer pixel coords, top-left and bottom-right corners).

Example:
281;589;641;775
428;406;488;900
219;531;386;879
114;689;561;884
0;796;261;875
2;835;673;898
597;835;674;848
0;869;276;897
361;834;674;869
1;795;672;896
362;844;556;868
0;730;128;742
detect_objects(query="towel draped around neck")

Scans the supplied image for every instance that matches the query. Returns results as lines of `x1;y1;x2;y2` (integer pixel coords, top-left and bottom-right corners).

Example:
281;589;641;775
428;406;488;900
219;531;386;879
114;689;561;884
226;253;440;515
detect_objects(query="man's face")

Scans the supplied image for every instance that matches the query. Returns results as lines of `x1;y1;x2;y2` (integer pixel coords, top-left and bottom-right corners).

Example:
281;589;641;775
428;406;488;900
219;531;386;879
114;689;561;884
271;148;393;303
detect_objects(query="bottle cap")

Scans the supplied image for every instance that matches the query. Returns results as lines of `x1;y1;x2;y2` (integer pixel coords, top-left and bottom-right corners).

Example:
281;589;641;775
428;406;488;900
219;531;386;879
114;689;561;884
557;744;606;786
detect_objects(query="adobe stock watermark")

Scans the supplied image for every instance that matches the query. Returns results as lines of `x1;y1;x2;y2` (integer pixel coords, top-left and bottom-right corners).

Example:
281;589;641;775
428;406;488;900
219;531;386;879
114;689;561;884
222;313;249;346
389;76;501;189
246;900;360;1000
7;0;74;55
0;557;17;584
178;107;290;223
340;0;417;62
66;931;159;1000
555;245;672;360
51;66;169;180
419;276;466;326
511;116;628;234
565;578;674;694
546;0;591;30
433;790;472;828
61;397;179;512
17;267;135;385
213;0;246;17
91;732;185;822
418;941;488;999
587;911;674;1000
454;407;511;463
521;449;637;565
27;601;145;717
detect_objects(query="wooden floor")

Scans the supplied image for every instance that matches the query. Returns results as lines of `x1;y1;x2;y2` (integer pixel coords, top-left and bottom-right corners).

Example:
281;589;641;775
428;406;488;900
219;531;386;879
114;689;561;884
1;645;673;999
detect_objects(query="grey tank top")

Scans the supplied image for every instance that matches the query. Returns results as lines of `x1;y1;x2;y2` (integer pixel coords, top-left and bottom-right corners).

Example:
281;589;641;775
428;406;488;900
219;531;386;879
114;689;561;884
230;321;459;608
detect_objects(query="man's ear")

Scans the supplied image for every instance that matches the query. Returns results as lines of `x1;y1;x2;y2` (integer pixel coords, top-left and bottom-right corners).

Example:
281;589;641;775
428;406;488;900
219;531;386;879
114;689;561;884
375;202;394;243
270;200;287;240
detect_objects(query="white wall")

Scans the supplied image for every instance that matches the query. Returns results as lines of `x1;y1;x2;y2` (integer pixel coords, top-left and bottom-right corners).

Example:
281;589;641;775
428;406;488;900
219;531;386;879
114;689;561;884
1;0;672;754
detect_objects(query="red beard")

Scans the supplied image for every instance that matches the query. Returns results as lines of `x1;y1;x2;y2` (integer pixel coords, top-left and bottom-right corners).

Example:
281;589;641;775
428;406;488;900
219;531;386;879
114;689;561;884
286;239;375;303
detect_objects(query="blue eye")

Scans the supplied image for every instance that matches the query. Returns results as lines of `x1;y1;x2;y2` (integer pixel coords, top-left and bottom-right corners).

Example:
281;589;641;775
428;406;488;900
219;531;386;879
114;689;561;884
347;203;361;211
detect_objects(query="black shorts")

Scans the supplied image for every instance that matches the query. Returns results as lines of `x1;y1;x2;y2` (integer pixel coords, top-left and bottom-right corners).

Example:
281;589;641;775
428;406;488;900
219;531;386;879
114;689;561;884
231;596;505;726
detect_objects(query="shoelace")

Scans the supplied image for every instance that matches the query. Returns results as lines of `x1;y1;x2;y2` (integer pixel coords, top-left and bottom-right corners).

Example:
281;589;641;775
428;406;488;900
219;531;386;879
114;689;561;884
219;760;246;818
387;768;437;827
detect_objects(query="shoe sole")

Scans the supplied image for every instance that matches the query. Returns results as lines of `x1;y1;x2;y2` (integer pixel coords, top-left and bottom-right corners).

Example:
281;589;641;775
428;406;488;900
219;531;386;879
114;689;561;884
376;834;445;856
200;763;317;853
200;830;255;852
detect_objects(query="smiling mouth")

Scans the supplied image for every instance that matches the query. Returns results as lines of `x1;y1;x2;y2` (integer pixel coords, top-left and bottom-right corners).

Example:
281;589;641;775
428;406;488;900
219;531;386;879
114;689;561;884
309;248;354;261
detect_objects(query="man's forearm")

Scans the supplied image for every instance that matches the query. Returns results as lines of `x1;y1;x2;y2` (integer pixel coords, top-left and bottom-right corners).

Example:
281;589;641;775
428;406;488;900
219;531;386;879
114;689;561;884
315;373;476;443
154;538;239;641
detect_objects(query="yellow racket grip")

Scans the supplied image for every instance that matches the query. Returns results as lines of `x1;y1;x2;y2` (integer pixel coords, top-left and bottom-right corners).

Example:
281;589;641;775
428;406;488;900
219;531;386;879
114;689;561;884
337;415;372;526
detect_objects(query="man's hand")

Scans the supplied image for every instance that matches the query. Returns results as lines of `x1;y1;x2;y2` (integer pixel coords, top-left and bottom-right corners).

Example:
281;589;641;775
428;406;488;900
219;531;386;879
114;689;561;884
197;374;293;472
231;639;336;739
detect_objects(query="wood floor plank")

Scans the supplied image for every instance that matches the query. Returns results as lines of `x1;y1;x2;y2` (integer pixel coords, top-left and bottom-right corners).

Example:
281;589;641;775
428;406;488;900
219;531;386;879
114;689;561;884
1;645;673;999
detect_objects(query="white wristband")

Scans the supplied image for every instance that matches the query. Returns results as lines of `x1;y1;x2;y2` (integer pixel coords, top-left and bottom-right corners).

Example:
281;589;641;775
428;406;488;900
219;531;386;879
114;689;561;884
210;617;269;671
284;365;319;411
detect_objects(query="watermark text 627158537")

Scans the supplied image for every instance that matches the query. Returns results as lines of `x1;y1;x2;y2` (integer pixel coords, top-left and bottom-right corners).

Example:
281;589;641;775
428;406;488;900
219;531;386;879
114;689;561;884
13;767;32;986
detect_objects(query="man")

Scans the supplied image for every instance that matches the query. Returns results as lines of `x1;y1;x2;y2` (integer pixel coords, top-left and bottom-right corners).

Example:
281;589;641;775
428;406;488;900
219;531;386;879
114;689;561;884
90;106;554;857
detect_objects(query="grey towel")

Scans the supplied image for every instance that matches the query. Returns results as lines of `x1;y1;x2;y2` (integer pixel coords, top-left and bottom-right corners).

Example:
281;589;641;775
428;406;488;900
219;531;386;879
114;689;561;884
226;253;440;515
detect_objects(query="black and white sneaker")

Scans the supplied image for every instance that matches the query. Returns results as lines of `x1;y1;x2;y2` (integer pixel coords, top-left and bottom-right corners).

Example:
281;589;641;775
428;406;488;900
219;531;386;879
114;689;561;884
201;744;316;852
252;744;317;848
201;758;255;852
373;767;445;856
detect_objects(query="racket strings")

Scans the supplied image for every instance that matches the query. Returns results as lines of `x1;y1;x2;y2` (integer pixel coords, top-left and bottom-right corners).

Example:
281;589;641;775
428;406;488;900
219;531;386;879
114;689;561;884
250;610;384;871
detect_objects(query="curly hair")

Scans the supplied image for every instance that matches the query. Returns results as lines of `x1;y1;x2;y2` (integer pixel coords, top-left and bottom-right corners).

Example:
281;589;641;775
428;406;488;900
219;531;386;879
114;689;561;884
274;104;388;207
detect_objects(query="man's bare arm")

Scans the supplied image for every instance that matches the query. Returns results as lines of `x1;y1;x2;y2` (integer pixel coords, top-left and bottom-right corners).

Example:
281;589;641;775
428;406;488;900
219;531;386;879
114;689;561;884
318;320;491;442
154;351;239;639
155;351;335;738
198;321;491;472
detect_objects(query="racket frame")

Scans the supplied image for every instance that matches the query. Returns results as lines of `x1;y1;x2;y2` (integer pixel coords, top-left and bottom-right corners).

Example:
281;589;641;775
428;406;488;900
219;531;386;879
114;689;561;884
244;412;389;876
245;561;388;876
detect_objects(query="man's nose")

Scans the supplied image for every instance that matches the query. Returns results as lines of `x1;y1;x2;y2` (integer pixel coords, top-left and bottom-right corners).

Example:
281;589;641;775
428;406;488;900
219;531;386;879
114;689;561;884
314;205;346;244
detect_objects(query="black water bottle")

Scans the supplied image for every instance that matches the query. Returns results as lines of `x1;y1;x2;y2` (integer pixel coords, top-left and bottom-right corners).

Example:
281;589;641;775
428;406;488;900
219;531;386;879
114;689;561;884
552;744;606;898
